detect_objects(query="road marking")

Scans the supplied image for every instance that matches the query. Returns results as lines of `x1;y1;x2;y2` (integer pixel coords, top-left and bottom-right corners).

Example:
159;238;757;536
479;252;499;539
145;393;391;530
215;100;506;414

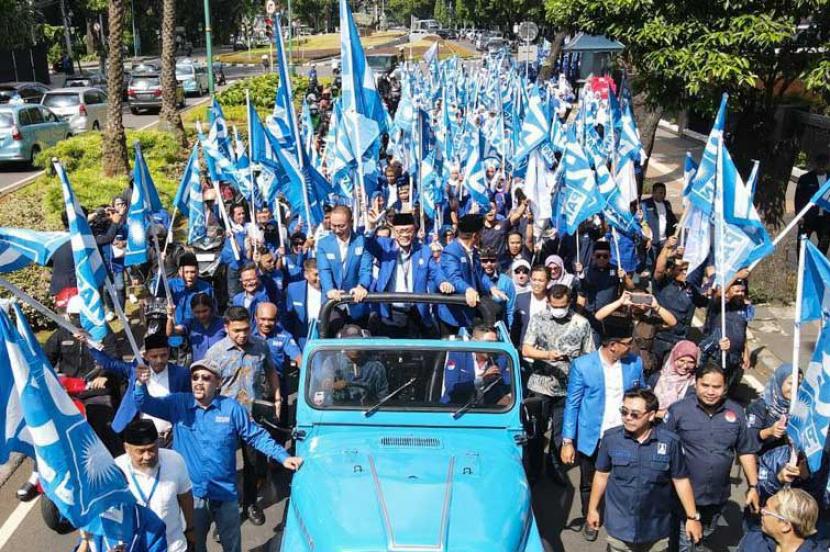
0;496;39;549
0;171;45;197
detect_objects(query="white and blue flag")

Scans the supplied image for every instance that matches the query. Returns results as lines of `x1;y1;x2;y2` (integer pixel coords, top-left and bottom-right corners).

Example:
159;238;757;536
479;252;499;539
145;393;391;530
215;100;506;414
55;162;108;341
0;302;136;533
462;127;489;207
172;145;207;243
789;241;830;472
269;13;301;153
0;228;69;273
687;94;728;215
554;127;604;235
125;143;149;266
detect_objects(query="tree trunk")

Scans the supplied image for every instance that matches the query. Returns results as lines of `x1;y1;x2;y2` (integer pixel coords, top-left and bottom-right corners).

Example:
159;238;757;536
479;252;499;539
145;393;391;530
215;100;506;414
631;88;664;185
538;31;566;82
159;0;187;146
102;0;129;177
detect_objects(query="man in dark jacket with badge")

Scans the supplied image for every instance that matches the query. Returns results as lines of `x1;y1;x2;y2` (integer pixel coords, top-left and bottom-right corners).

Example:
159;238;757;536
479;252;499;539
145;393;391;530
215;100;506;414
663;362;761;551
586;388;702;551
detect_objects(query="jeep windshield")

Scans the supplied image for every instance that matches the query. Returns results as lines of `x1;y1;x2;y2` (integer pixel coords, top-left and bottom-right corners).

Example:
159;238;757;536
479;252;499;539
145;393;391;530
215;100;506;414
306;346;514;413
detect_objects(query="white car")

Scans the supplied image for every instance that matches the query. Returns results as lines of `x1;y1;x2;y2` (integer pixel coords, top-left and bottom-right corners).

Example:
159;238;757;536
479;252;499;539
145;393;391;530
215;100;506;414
41;87;108;134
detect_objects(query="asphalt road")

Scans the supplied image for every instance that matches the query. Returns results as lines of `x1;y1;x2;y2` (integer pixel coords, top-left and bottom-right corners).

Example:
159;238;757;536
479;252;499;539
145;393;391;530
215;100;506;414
0;63;262;196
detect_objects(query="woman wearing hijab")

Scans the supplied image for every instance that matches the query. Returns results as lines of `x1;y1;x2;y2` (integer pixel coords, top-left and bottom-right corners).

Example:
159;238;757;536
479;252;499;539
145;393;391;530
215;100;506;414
544;255;577;291
649;340;699;418
746;363;798;454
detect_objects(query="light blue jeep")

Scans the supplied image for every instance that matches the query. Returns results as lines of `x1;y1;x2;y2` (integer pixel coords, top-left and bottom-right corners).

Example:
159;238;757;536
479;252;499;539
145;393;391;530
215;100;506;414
281;294;545;552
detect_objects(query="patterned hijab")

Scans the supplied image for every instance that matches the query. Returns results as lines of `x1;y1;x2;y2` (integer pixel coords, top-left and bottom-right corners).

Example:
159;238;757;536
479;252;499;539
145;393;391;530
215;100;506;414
653;340;699;411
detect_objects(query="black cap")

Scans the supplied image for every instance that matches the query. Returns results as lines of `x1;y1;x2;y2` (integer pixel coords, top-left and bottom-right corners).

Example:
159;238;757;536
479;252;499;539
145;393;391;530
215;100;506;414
457;214;484;234
594;241;612;252
602;318;634;341
390;212;416;226
143;332;168;351
178;252;198;269
122;419;159;446
479;247;498;260
290;232;307;244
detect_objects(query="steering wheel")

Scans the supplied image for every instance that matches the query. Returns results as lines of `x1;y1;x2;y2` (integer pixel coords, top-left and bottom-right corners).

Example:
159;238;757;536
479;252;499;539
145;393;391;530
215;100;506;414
333;381;372;405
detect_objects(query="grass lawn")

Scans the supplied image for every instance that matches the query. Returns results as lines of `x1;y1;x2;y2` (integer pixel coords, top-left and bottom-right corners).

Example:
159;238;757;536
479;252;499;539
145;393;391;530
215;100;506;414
387;37;478;59
217;30;405;64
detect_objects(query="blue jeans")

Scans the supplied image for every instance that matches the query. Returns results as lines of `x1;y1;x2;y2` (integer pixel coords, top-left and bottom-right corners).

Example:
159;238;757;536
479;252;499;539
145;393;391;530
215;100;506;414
675;504;722;552
193;496;241;552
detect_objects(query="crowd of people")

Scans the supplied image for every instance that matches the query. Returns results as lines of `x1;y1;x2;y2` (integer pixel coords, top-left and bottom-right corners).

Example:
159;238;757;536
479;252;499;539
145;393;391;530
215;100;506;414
18;50;830;552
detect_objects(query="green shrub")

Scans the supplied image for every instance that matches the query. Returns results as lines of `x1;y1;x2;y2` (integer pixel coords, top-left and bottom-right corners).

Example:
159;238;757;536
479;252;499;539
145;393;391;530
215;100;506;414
215;73;311;109
35;129;189;224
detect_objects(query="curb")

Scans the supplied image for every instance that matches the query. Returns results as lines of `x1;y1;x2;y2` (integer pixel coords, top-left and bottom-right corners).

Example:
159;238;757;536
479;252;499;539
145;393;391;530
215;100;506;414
746;325;783;386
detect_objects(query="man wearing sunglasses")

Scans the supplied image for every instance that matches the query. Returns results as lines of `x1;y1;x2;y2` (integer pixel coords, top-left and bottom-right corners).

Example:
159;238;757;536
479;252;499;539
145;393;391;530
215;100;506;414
561;319;645;542
135;358;302;552
479;247;516;329
576;241;634;318
587;388;702;551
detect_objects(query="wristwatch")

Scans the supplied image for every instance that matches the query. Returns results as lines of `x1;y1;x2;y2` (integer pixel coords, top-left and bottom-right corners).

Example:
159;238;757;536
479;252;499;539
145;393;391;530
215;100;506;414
687;512;701;521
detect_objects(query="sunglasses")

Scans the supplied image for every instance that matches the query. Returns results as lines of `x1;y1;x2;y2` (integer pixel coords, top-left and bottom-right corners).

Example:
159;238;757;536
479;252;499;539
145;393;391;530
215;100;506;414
481;259;497;264
191;373;214;382
514;268;530;274
619;406;651;420
761;509;788;522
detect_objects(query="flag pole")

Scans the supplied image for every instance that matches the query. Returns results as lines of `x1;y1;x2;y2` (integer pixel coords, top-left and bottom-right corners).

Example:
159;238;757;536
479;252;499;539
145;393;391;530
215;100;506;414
717;133;727;371
0;277;102;350
790;233;807;414
749;203;814;271
162;207;178;255
610;227;623;282
211;178;241;261
103;275;142;361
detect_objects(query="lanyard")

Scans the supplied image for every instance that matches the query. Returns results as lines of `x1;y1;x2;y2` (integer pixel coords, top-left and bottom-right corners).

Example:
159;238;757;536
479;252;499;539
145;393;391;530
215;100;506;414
129;465;161;507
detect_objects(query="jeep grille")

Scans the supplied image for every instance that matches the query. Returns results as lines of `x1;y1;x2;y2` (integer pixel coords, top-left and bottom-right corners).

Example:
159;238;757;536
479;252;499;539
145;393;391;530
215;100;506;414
379;436;441;448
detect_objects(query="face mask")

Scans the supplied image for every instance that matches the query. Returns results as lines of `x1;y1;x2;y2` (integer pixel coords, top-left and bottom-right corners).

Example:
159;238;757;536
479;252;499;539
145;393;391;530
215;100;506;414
549;307;570;319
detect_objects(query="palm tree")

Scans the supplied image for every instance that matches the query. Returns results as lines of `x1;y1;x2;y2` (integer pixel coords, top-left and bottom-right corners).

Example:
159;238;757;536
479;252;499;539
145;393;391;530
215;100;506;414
102;0;129;176
159;0;186;146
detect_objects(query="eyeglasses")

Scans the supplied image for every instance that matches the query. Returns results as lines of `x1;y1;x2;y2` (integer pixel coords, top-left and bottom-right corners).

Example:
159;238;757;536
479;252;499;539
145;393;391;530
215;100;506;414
761;509;789;522
481;259;497;264
619;406;650;420
514;268;530;274
191;373;214;382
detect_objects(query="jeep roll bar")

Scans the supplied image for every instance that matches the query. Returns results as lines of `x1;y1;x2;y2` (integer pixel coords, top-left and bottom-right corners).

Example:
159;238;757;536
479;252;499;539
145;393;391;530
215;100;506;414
318;292;499;338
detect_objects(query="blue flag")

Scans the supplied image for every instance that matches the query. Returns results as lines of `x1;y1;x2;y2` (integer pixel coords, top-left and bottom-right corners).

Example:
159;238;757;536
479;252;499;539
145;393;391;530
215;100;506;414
809;174;830;211
513;85;550;165
56;163;108;341
462;127;489;207
208;98;233;162
0;228;70;273
269;13;301;154
713;136;774;284
125;143;149;266
682;151;699;198
420;149;442;220
688;94;728;215
555;128;604;235
173;145;207;243
789;245;830;471
0;303;135;531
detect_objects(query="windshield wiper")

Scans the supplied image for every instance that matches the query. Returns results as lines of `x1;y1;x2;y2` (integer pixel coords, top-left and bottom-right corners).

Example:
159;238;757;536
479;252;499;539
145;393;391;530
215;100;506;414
364;377;417;417
452;377;502;420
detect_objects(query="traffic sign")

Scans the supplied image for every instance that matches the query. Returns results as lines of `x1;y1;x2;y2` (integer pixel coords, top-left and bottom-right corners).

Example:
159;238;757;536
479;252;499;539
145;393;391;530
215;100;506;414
266;0;276;15
518;21;539;43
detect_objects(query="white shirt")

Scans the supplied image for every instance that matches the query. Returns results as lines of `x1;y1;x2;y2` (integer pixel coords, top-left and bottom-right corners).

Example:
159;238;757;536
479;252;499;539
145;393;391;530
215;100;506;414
600;353;624;435
115;449;192;552
393;248;414;294
336;235;349;266
529;294;547;319
145;368;172;434
654;201;667;241
307;284;322;321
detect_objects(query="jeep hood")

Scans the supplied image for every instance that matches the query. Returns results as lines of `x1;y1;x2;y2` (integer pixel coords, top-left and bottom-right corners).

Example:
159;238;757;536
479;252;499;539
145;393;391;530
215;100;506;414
283;429;536;552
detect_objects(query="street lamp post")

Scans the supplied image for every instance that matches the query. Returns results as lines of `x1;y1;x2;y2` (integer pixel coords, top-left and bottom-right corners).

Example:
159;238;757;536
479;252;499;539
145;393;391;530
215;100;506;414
203;0;215;96
130;0;140;57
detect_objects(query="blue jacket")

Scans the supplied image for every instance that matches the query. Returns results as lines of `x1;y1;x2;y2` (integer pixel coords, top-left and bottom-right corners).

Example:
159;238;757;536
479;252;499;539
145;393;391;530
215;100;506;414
562;350;645;456
88;348;191;433
486;272;516;328
510;291;534;347
231;285;273;328
285;280;314;349
437;240;493;328
364;235;438;325
317;231;373;320
641;197;678;244
440;350;511;404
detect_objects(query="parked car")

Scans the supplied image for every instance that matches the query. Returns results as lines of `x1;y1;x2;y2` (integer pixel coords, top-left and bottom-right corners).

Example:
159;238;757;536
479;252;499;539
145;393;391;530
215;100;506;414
175;60;209;96
127;73;185;114
41;88;108;134
0;104;71;166
281;293;545;552
0;82;50;105
64;72;106;89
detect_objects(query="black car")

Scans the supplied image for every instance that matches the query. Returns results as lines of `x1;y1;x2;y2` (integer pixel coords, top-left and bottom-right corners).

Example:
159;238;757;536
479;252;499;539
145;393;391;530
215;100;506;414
127;73;185;114
0;82;50;104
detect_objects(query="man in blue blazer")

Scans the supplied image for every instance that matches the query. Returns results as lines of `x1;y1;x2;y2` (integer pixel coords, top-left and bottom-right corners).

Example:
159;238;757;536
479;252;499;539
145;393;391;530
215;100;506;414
560;320;645;542
437;214;508;335
316;205;373;329
78;332;191;438
364;211;449;337
440;325;512;405
285;258;323;350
